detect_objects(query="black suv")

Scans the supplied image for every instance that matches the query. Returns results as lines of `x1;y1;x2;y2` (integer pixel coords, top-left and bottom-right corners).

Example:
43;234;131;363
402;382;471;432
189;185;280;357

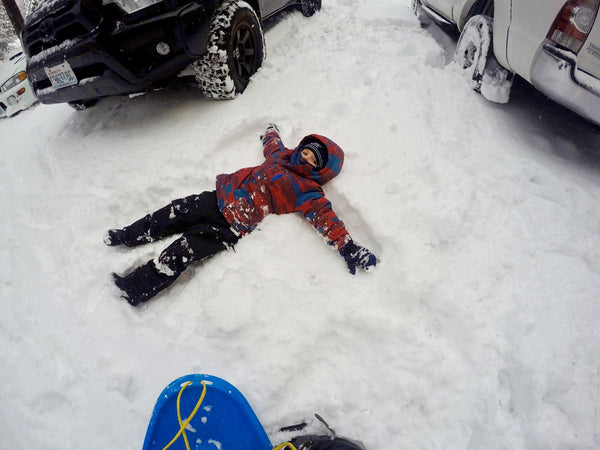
21;0;321;108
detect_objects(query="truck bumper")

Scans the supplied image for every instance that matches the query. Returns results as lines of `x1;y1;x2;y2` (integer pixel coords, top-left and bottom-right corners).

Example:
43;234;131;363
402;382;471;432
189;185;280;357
25;3;210;104
531;42;600;126
28;38;193;103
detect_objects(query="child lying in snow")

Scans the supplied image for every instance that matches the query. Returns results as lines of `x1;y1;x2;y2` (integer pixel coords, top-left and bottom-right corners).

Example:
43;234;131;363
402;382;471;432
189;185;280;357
104;124;377;305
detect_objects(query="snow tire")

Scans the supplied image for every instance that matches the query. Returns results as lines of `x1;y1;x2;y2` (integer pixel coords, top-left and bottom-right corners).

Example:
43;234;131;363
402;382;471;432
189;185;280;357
300;0;321;17
193;0;265;100
454;15;513;102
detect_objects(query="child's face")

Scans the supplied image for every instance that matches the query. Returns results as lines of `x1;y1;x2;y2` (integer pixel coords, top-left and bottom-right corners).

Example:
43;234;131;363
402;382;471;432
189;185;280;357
300;148;318;168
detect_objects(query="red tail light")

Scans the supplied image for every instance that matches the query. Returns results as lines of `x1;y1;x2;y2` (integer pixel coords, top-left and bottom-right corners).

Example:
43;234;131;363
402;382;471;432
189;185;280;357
548;0;600;53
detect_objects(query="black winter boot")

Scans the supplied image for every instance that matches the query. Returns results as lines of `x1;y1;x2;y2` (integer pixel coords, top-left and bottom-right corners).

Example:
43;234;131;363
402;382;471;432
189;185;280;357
103;229;125;246
113;261;179;306
290;435;365;450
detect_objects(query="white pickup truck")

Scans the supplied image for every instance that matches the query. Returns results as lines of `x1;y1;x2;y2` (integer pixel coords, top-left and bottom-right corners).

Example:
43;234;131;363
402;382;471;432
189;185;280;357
412;0;600;126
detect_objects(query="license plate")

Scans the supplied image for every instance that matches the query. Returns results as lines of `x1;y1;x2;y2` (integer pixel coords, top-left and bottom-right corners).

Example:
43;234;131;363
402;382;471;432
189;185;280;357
44;61;77;89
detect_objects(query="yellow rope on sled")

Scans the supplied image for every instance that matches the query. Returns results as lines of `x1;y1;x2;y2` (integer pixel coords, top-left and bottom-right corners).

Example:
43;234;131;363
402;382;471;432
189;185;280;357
272;443;298;450
161;379;297;450
162;380;207;450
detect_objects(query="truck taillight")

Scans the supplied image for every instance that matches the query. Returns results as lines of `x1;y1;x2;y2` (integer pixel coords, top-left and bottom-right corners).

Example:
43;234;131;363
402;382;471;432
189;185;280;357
548;0;600;53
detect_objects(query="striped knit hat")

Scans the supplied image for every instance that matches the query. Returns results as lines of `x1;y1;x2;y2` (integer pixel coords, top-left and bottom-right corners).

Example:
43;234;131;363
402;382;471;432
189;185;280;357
302;141;328;169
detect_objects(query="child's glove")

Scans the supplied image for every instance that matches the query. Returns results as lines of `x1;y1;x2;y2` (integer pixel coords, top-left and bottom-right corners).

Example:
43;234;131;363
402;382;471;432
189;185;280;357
339;240;377;275
260;123;280;140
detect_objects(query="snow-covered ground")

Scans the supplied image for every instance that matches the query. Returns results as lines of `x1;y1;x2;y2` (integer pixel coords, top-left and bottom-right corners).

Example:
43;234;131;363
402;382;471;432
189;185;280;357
2;1;600;448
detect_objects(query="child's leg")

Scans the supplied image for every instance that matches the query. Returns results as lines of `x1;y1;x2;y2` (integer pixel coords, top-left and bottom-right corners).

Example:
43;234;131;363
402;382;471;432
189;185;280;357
113;262;177;306
155;222;239;274
108;191;222;247
113;221;239;305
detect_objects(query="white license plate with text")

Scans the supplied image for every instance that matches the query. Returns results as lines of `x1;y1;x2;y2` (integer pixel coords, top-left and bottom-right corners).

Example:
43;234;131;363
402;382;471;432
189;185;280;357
44;61;77;90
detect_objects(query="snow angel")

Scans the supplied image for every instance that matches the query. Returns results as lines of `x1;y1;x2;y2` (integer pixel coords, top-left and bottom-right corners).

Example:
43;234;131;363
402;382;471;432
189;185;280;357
104;124;377;305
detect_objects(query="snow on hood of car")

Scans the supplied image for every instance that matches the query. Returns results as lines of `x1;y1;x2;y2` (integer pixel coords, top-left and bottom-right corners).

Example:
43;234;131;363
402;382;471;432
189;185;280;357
0;52;26;84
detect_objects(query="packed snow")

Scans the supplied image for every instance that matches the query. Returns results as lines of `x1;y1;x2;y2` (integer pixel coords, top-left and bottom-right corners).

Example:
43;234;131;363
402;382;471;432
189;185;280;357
2;0;600;448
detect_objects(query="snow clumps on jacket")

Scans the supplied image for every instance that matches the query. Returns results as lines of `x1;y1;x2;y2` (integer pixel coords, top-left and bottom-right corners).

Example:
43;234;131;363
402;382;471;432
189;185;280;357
215;129;352;251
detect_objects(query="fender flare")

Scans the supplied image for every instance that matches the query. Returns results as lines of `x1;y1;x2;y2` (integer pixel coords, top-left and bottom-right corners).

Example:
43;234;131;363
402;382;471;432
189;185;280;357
456;0;512;72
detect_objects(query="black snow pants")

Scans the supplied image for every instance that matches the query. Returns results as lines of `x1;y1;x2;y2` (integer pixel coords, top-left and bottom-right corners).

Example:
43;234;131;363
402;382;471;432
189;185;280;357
114;191;239;305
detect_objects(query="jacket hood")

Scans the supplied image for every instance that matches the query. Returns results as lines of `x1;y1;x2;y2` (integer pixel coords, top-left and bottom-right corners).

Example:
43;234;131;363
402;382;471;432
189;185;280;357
287;134;344;185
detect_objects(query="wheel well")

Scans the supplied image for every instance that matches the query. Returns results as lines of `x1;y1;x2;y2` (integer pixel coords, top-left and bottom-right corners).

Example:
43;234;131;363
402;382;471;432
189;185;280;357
467;0;494;19
214;0;261;17
459;0;494;30
241;0;261;17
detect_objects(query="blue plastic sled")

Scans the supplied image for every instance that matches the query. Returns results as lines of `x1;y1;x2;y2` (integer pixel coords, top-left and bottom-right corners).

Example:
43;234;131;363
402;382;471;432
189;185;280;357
142;374;273;450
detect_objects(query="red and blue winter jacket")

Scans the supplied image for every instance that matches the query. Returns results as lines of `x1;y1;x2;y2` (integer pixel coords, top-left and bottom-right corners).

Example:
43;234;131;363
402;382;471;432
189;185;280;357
215;131;352;251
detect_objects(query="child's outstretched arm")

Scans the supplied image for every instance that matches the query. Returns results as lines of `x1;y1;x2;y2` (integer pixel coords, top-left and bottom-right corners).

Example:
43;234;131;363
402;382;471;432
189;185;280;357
260;123;284;158
297;191;377;274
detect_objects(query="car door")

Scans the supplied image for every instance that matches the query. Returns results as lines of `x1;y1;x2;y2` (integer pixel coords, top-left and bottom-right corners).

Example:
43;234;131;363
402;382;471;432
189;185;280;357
435;0;455;20
260;0;289;18
420;0;440;14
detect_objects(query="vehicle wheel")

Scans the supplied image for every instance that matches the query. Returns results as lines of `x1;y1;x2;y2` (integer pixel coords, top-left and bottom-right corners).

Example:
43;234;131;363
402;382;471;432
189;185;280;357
193;0;265;100
410;0;432;26
454;15;512;103
300;0;321;17
68;99;98;110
